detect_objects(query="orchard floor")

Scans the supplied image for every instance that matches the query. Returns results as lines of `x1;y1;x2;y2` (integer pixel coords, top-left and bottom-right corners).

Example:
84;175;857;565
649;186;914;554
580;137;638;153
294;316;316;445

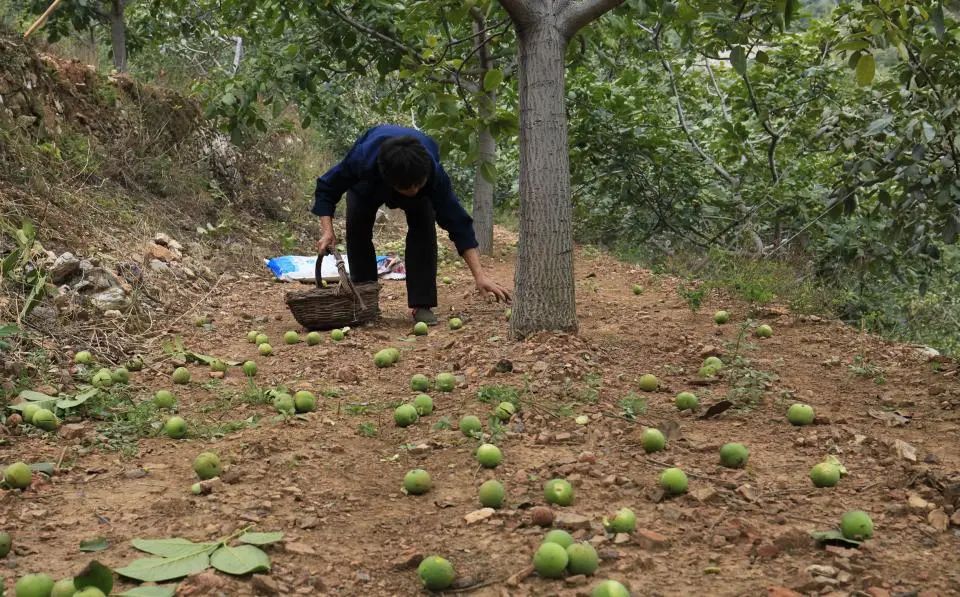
3;238;960;596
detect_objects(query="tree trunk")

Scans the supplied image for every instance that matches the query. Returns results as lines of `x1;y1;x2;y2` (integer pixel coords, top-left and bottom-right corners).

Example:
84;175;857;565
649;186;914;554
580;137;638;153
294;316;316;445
471;10;496;255
510;21;578;337
110;0;127;72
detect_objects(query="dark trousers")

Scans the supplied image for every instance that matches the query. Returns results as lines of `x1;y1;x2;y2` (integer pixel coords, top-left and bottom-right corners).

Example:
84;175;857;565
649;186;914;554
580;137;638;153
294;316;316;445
346;189;438;309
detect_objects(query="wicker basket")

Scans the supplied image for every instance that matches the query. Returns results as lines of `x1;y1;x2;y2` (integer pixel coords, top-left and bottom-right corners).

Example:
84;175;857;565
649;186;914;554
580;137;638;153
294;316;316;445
285;248;380;330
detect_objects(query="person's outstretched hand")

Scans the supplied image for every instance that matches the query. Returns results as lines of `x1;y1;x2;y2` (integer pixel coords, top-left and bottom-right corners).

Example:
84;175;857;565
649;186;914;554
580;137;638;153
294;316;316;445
476;275;511;303
316;230;336;255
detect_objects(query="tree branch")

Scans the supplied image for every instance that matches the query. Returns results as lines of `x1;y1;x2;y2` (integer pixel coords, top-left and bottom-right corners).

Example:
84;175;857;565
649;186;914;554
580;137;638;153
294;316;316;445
560;0;626;39
329;4;422;63
496;0;533;25
653;27;737;187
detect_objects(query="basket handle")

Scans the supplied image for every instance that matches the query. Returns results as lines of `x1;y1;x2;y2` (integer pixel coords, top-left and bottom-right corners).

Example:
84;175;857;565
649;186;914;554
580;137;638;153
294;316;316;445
316;248;367;311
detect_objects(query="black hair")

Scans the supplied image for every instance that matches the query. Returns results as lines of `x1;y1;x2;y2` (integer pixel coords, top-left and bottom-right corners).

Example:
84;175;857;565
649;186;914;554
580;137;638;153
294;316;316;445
377;136;432;190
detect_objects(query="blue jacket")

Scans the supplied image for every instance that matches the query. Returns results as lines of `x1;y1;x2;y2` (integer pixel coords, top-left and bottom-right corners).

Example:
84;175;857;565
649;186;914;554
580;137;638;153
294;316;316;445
312;124;479;255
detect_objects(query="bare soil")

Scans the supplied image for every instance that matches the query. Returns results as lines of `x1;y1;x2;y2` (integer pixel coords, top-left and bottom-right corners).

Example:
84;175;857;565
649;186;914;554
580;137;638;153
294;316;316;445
3;231;960;596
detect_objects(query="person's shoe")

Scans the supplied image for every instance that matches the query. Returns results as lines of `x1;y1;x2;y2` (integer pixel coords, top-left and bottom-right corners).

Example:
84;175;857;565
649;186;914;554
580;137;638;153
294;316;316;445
412;308;438;326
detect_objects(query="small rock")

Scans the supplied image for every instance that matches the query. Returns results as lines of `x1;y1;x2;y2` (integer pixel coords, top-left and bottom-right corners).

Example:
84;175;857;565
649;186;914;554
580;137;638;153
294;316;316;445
221;468;243;484
908;494;930;512
756;542;780;559
613;533;631;544
554;512;591;531
635;529;669;551
950;511;960;527
251;574;280;595
464;508;495;524
408;443;432;456
284;542;316;555
391;550;424;570
90;287;129;311
506;565;534;587
691;486;717;503
767;587;803;597
836;571;853;584
58;423;87;440
805;565;838;578
865;588;891;597
103;309;122;319
146;242;178;263
181;571;226;592
928;508;949;532
50;252;80;284
564;574;588;586
149;259;171;273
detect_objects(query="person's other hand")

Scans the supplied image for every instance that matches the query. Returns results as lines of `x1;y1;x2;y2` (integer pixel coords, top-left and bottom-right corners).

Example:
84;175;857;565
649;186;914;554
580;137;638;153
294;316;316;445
476;275;512;303
316;230;336;255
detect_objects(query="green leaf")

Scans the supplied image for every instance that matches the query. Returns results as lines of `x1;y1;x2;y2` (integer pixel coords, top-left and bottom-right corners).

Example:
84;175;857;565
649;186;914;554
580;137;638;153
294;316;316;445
131;538;217;558
9;400;56;413
855;54;875;86
730;46;746;76
74;560;114;594
115;553;210;583
784;0;794;29
932;1;945;40
19;390;56;402
810;529;862;547
116;586;178;597
0;324;18;338
57;387;98;410
479;161;497;184
28;462;55;476
238;532;284;546
209;545;270;576
482;69;503;92
80;537;109;552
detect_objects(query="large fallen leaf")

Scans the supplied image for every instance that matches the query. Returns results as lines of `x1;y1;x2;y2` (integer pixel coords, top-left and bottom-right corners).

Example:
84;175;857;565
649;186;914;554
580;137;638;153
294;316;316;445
238;532;284;546
209;545;270;575
809;529;862;547
184;351;240;367
9;400;56;413
116;586;178;597
58;387;99;410
80;537;109;552
19;390;56;402
74;560;114;594
131;538;217;558
115;553;210;583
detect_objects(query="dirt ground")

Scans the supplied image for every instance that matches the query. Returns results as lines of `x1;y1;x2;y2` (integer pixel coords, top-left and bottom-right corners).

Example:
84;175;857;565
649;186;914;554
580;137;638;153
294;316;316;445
3;232;960;596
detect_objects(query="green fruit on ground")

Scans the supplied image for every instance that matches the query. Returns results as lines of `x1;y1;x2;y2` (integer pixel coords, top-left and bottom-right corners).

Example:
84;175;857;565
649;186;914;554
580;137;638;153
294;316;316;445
660;467;688;495
163;416;187;439
31;409;58;431
632;284;643;295
703;356;723;370
293;391;317;413
840;510;874;540
544;478;574;506
14;573;55;597
284;331;300;344
787;403;815;425
154;390;177;411
478;480;505;508
544;529;574;548
755;324;773;338
0;531;10;557
74;588;106;597
638;374;659;392
449;317;463;330
373;350;393;368
436;372;456;392
258;343;273;356
126;355;144;371
410;374;430;392
255;333;269;345
193;452;221;480
592;580;631;597
111;367;130;384
533;542;569;579
92;368;113;388
603;507;636;534
4;462;32;489
417;555;455;591
191;482;202;495
413;394;433;416
210;359;227;373
242;361;257;377
641;428;666;453
246;331;259;343
809;462;841;488
719;443;749;468
476;443;503;468
495;401;516;421
698;365;720;378
714;310;730;324
172;367;191;384
442;276;453;284
306;331;322;345
273;394;295;415
675;392;699;411
459;415;482;437
50;578;76;597
394;404;419;427
403;469;432;495
385;347;401;363
21;403;41;424
566;542;600;576
330;329;345;342
413;321;428;336
74;350;93;364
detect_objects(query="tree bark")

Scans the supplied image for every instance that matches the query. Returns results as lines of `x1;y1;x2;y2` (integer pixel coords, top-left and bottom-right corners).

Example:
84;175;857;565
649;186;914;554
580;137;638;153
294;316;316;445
472;11;496;256
109;0;127;72
510;19;578;337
